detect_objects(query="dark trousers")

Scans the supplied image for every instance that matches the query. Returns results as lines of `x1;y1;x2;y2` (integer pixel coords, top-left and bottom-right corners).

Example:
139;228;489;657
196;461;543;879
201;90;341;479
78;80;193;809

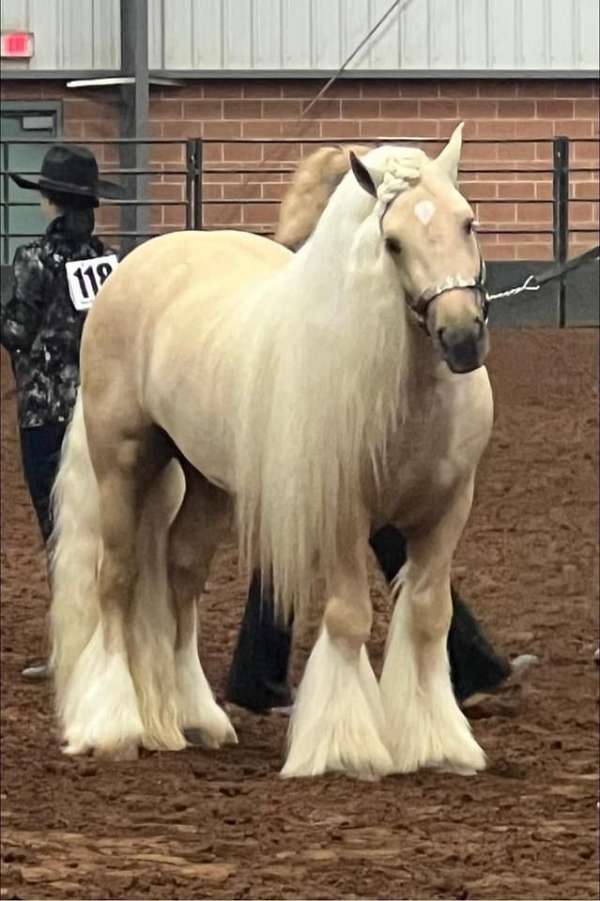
227;524;510;710
19;423;66;544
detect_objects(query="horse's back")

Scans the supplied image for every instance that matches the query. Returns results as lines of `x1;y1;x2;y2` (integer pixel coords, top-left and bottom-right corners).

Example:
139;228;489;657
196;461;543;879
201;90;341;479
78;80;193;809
81;229;291;386
92;229;290;320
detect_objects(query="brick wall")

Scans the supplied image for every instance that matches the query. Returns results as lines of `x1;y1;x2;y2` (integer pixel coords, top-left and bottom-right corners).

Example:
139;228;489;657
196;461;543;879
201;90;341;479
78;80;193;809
1;77;598;260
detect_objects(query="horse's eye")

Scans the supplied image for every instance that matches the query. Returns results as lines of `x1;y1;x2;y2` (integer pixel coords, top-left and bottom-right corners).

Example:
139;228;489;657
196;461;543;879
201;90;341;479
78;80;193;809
385;236;401;254
465;218;479;234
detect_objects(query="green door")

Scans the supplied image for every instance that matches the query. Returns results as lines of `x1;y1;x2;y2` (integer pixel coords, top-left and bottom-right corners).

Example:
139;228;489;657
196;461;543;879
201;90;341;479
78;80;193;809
1;107;59;264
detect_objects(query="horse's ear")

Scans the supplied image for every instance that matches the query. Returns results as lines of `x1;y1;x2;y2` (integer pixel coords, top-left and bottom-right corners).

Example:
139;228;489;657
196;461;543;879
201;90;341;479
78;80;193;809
434;122;464;184
349;151;377;198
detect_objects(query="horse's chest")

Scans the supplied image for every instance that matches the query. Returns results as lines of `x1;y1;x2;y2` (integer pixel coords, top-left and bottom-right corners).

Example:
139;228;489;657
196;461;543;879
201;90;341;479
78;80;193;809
375;370;493;528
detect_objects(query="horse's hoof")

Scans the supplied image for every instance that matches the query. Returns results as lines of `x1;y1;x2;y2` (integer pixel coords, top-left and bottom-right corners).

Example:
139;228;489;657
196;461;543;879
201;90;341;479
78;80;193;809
184;728;219;749
430;762;478;776
223;723;238;745
142;733;187;753
62;742;90;757
184;722;238;749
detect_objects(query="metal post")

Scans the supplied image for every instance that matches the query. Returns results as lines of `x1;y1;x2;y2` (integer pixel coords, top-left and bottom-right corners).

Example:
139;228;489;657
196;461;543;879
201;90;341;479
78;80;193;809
552;136;569;328
120;0;150;254
2;142;9;265
193;138;203;230
185;139;194;230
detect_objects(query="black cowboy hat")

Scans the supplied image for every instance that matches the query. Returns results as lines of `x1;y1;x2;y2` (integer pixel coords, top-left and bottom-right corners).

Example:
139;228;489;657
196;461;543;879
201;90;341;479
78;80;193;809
10;143;124;200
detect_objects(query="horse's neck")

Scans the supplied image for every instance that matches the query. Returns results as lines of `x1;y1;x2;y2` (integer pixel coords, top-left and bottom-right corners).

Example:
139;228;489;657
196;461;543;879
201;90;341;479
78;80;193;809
272;196;449;472
404;325;446;398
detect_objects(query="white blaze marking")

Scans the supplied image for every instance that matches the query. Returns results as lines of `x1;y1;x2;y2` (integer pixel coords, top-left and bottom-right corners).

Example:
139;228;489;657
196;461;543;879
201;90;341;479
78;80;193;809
414;200;436;225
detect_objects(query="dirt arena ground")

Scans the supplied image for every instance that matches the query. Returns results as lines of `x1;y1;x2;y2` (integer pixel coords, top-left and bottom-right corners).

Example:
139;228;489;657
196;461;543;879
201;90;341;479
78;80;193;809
1;329;598;901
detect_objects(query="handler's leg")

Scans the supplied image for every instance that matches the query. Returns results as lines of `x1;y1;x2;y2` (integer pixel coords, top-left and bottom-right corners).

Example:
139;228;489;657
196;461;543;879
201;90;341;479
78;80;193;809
226;573;293;712
447;589;510;702
19;422;67;680
19;422;67;544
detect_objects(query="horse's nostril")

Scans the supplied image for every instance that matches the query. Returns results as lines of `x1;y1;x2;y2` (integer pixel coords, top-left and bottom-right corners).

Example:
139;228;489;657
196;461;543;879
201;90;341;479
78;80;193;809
437;327;447;348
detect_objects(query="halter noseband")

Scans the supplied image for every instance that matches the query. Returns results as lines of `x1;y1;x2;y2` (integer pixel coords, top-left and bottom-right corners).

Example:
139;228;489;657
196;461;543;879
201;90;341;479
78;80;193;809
408;253;489;335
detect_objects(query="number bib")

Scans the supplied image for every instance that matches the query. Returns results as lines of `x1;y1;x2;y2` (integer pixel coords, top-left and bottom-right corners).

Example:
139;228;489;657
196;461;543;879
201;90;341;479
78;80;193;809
65;254;119;311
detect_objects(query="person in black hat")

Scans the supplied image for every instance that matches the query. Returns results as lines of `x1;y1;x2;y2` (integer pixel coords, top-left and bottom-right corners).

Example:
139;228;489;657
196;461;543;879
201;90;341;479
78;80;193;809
1;144;123;680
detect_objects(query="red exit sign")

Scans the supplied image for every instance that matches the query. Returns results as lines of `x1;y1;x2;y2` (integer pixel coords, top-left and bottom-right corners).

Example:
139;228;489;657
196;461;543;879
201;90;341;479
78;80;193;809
1;32;34;59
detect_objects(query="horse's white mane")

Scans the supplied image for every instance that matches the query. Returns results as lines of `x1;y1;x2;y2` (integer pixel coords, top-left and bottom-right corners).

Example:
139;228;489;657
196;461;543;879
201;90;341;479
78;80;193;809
213;145;431;615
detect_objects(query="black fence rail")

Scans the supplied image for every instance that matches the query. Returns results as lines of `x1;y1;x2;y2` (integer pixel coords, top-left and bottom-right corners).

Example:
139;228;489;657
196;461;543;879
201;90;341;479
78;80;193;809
1;134;598;326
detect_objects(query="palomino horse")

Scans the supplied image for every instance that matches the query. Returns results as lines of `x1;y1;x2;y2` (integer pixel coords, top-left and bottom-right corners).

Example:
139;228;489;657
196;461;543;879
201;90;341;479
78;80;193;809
50;123;493;778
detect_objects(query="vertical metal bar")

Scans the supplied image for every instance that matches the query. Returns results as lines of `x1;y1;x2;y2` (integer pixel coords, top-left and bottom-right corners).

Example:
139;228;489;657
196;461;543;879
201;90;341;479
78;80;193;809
2;142;9;265
120;0;149;253
185;139;194;230
193;138;203;230
552;135;569;328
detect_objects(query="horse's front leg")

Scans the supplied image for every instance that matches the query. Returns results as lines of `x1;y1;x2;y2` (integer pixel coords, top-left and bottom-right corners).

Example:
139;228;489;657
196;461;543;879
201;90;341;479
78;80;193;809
380;477;486;775
281;523;392;779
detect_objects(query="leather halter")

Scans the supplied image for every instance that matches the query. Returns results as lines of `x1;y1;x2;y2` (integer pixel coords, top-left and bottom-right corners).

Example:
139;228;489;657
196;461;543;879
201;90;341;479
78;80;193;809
408;253;489;335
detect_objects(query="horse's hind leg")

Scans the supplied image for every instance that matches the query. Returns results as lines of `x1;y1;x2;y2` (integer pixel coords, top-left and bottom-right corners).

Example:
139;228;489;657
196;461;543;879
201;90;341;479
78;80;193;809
127;459;187;753
168;463;237;749
380;478;486;775
281;526;391;779
62;424;170;760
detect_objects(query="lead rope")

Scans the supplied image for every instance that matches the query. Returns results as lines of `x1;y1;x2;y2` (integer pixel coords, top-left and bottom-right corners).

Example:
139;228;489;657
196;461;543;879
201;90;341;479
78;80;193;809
485;244;599;305
486;274;541;303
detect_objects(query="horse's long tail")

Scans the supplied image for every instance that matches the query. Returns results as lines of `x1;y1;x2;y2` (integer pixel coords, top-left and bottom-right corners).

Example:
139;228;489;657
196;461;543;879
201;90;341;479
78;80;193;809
49;395;101;718
274;144;370;250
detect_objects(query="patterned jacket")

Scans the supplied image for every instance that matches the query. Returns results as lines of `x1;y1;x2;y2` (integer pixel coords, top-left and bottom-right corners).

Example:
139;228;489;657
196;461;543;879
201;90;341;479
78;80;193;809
1;217;113;428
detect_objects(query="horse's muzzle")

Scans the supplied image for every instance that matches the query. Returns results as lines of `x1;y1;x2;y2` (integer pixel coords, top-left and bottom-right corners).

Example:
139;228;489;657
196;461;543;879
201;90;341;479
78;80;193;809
437;318;489;373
